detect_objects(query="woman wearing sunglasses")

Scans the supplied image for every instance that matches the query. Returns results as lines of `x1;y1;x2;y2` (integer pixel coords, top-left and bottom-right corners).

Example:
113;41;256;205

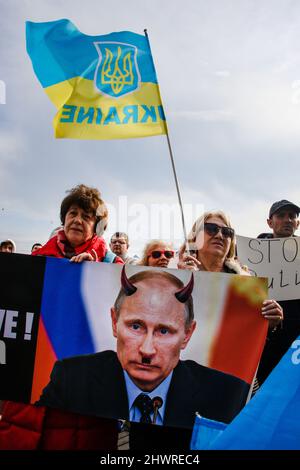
138;240;175;268
178;211;283;330
178;211;241;274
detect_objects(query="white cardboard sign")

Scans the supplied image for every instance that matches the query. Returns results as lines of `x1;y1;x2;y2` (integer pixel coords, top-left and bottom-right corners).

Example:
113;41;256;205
237;235;300;301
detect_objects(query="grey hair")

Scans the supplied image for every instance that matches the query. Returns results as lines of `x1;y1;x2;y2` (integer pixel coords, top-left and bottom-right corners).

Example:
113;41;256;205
113;270;194;330
137;240;174;266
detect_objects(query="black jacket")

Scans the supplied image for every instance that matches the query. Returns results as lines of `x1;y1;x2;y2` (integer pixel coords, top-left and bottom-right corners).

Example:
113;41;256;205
37;350;248;429
256;232;300;384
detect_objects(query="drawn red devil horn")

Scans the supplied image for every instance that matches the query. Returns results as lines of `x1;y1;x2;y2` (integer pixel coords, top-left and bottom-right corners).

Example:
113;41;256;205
175;273;194;302
121;265;137;296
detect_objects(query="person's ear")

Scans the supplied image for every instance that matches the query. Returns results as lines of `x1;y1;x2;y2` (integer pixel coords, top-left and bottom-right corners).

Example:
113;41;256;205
111;308;118;338
296;219;300;230
181;320;196;350
267;218;273;230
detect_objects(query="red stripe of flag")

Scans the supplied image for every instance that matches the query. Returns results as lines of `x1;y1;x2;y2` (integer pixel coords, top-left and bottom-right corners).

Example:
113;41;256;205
208;276;268;384
31;317;57;403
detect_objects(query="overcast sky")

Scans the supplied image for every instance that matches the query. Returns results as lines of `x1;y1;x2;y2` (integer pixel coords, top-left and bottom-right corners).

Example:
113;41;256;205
1;0;300;255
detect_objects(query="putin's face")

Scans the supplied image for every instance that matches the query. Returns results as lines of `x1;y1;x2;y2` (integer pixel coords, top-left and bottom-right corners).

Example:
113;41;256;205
111;277;195;391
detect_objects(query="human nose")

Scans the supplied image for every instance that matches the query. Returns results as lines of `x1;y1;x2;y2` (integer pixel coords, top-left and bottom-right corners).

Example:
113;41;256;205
73;213;83;224
139;332;156;357
214;227;224;238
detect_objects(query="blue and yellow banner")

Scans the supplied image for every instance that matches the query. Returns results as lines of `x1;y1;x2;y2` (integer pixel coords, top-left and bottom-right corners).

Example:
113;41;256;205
26;19;167;140
198;338;300;450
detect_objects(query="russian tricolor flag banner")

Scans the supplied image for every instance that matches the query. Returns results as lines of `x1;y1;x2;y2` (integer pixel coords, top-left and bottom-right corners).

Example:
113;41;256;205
26;20;167;140
0;254;268;428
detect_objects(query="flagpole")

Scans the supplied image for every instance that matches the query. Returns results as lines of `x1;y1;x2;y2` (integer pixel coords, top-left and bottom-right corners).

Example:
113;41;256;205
144;29;189;247
165;132;189;245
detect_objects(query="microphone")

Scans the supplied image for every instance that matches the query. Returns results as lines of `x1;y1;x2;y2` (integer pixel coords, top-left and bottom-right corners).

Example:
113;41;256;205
152;396;163;425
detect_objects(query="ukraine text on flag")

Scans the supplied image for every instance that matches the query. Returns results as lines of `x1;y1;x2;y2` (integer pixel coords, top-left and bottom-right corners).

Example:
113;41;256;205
26;19;167;140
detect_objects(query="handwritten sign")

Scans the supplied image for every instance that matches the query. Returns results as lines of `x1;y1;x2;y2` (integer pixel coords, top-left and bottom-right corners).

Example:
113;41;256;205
236;235;300;301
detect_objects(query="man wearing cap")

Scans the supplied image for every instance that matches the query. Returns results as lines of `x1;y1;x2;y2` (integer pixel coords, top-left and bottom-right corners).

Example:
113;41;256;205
110;232;137;265
257;199;300;384
258;199;300;239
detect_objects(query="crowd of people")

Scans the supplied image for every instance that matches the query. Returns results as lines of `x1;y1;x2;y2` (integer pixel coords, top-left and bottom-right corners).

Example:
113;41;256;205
0;184;299;450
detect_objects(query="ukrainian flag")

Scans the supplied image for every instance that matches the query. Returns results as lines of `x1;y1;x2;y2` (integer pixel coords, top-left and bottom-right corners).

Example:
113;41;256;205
26;19;167;140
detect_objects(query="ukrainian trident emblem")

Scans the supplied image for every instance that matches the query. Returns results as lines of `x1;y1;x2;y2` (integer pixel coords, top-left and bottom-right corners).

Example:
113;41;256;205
94;42;140;98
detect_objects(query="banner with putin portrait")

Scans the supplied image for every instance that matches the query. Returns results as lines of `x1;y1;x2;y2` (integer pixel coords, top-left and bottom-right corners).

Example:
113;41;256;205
0;253;268;428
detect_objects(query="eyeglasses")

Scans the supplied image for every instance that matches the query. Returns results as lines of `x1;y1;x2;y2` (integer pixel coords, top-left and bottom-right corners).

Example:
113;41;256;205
150;250;175;259
204;223;235;239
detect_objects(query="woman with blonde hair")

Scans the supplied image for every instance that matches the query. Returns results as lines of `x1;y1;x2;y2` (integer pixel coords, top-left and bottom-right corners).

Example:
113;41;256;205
178;210;283;329
178;210;244;274
138;239;175;268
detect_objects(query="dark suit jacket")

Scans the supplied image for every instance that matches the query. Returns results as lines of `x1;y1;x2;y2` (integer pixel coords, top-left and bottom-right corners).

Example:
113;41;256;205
37;350;248;430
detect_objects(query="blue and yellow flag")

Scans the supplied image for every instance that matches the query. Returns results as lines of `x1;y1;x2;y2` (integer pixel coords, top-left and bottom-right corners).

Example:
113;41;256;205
26;19;167;140
201;338;300;450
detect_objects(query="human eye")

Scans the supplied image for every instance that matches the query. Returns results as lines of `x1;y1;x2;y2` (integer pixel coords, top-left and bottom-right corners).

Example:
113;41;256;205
83;213;92;221
159;327;169;335
130;322;142;331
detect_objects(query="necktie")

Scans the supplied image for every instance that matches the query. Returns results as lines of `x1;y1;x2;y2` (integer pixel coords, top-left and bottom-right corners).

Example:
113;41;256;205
133;393;153;423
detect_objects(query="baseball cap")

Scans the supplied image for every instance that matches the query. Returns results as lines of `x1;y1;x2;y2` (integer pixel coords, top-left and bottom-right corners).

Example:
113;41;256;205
269;200;300;218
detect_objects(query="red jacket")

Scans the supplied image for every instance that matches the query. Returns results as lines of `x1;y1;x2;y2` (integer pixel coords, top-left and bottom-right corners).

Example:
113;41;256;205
32;230;123;264
0;401;118;450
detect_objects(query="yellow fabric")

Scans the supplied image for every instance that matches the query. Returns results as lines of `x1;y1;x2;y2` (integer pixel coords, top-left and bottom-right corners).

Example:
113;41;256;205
45;78;167;139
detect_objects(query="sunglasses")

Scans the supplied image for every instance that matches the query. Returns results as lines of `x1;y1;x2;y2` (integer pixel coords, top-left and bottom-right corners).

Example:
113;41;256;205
150;250;175;259
204;223;235;239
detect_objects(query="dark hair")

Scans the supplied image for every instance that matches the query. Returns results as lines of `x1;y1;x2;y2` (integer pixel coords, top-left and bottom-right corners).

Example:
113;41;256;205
60;184;108;233
31;243;42;251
